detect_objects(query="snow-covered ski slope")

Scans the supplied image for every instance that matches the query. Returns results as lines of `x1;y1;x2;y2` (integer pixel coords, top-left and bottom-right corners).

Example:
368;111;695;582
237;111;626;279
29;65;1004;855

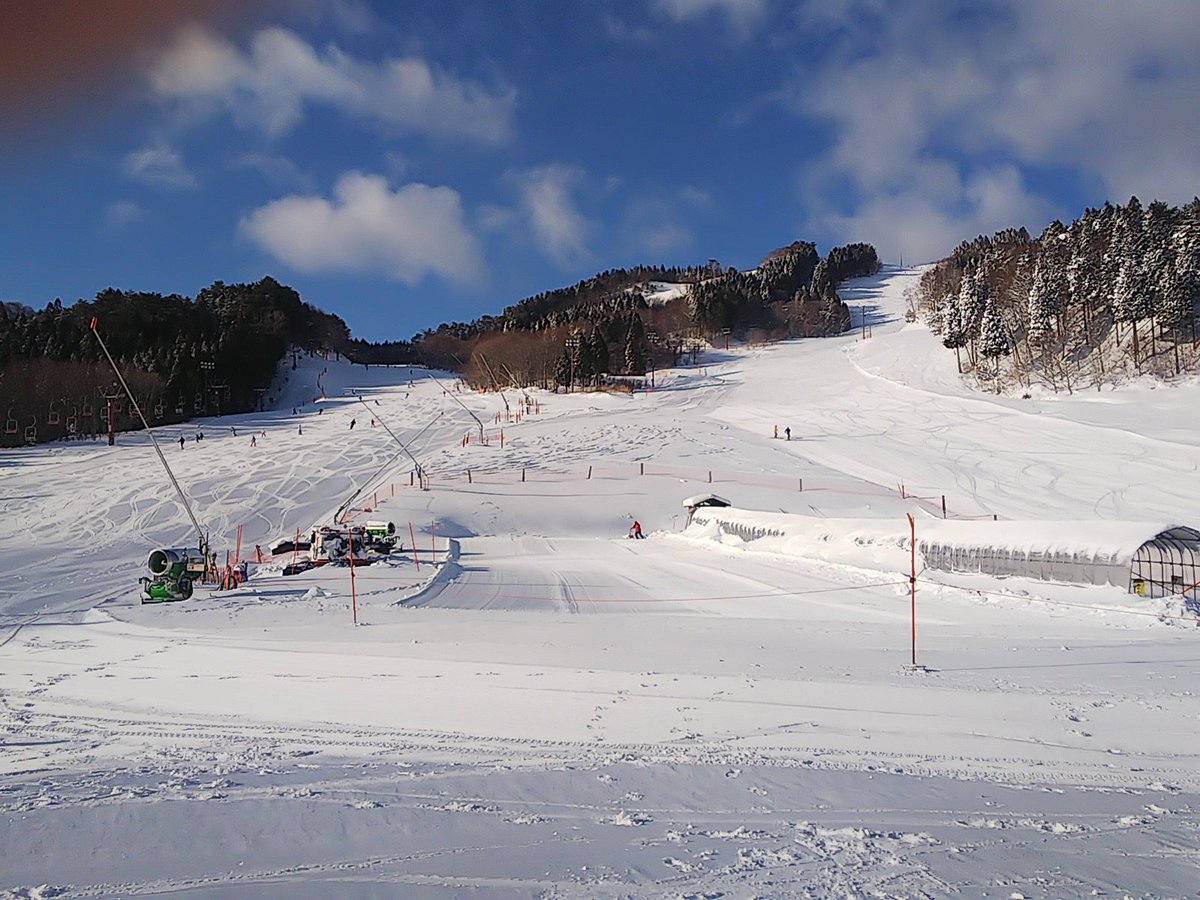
3;267;1200;897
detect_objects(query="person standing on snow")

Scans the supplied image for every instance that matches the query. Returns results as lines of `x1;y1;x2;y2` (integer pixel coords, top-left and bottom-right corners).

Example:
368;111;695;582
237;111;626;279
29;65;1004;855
631;520;644;539
179;436;185;449
785;426;791;441
251;435;257;447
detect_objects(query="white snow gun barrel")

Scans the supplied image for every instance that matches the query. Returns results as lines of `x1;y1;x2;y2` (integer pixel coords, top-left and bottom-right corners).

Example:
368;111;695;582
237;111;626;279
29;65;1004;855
141;548;206;603
90;316;207;556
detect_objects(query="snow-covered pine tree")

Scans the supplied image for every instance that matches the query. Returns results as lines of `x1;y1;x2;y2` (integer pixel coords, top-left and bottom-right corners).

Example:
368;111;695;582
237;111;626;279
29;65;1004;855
624;313;647;375
978;297;1010;390
940;283;968;372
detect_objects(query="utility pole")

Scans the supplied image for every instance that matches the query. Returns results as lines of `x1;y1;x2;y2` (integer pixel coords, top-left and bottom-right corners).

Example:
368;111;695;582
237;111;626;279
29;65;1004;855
199;361;214;416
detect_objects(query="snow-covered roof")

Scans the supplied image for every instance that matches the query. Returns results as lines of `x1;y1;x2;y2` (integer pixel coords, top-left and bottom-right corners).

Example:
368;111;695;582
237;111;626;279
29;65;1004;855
682;493;731;509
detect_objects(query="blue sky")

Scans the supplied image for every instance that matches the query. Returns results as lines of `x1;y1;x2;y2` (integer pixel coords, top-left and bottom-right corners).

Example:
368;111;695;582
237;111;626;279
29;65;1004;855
3;0;1199;342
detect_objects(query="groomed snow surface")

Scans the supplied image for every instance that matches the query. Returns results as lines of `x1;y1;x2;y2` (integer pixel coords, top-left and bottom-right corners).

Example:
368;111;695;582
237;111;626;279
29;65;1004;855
4;267;1200;897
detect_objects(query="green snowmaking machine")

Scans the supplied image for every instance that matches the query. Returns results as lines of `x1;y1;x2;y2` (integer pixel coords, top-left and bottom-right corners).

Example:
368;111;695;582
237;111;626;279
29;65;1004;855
140;548;207;603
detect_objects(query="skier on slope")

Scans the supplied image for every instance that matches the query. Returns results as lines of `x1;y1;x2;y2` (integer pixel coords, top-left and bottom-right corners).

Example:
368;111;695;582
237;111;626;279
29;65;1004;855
350;418;356;430
630;520;644;539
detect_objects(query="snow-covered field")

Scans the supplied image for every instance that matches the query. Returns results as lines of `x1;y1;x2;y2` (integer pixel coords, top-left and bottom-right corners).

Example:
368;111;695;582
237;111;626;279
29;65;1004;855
3;267;1199;898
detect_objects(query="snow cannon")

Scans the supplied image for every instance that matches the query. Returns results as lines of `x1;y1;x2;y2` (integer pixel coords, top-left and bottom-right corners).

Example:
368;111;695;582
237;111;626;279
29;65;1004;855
364;520;398;553
140;547;206;603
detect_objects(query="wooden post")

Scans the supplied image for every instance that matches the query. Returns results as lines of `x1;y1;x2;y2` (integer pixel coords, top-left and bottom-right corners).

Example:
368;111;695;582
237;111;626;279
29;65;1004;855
468;469;472;483
799;478;803;492
941;494;946;518
640;462;644;475
587;465;592;480
409;522;420;572
708;470;712;484
522;468;526;482
431;520;436;557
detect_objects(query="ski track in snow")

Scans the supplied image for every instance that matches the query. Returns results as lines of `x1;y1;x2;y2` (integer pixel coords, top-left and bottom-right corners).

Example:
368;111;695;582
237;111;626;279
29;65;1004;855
3;269;1200;896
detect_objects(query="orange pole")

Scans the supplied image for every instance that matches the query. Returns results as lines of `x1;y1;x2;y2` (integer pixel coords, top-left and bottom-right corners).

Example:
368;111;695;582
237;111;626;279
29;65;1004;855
347;528;358;625
907;513;917;667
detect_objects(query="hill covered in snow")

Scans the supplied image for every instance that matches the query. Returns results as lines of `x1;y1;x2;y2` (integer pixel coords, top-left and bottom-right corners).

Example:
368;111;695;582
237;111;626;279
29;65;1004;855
2;267;1199;897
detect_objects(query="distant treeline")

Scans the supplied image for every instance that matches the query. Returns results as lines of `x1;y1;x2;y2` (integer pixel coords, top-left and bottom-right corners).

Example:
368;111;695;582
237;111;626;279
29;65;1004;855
419;241;878;391
916;197;1200;392
0;278;352;445
1;240;879;445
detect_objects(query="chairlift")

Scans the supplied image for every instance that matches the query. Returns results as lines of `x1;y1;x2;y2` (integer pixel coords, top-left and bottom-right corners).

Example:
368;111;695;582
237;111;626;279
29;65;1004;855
154;399;166;419
47;401;60;426
194;393;204;413
24;418;37;444
175;399;185;415
4;409;16;436
66;412;78;435
100;404;110;423
82;401;94;418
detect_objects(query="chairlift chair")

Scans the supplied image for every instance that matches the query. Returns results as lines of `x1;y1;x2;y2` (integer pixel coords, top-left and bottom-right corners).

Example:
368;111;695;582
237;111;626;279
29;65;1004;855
47;402;60;426
66;412;78;435
194;393;204;414
4;409;16;436
24;418;36;444
100;404;110;423
154;399;166;419
82;401;94;418
174;399;185;415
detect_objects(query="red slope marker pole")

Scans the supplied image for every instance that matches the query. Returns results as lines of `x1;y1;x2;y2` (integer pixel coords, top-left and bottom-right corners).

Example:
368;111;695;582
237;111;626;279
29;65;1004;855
347;528;358;626
907;513;918;668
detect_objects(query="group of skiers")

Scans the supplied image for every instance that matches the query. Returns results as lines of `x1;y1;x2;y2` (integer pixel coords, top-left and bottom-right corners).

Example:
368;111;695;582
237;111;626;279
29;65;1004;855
773;424;792;440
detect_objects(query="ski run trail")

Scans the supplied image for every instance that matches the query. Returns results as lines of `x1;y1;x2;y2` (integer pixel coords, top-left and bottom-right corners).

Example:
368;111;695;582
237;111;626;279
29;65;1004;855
3;267;1200;898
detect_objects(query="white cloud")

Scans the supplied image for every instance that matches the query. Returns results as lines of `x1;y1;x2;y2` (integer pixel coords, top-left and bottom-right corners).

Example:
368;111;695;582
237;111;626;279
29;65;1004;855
623;196;696;256
783;0;1200;261
239;171;486;285
638;222;695;255
653;0;766;31
122;144;197;189
104;200;147;227
510;165;592;268
813;166;1054;266
150;24;515;142
231;153;312;188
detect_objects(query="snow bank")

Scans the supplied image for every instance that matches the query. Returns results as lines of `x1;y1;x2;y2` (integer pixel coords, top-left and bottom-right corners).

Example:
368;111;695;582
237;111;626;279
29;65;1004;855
684;507;1181;589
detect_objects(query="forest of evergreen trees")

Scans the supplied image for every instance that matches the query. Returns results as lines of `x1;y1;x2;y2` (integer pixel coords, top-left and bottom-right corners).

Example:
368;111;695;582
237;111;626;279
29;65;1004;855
916;198;1200;392
0;278;353;446
1;240;877;446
